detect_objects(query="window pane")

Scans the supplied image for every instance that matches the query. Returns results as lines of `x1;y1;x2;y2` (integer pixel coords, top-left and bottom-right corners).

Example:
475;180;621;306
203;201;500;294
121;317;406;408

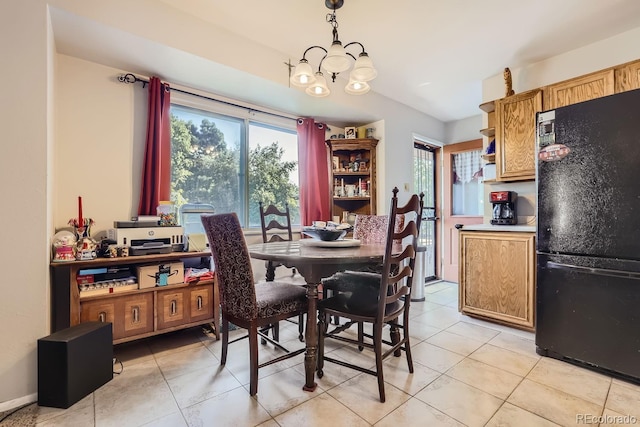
248;123;300;227
452;150;483;215
169;101;299;228
170;104;243;219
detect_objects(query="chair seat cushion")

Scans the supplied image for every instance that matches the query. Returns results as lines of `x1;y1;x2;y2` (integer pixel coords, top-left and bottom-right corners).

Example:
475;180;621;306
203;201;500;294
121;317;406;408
322;271;382;293
255;281;307;318
320;272;403;317
321;292;403;318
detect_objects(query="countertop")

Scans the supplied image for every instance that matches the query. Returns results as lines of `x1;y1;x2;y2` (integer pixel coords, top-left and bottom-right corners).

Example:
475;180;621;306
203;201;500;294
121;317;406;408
460;224;536;232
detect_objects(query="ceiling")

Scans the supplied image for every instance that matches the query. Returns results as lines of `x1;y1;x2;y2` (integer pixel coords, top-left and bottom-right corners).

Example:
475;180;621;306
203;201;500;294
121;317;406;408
52;0;640;124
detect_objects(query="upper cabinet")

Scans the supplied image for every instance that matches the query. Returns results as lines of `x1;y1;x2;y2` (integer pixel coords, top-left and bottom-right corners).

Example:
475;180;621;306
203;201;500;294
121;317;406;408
543;69;614;110
614;59;640;93
495;89;543;182
479;58;640;186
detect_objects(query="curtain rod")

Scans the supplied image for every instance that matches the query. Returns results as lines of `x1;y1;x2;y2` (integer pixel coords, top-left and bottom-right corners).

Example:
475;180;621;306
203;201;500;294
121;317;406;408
117;73;297;122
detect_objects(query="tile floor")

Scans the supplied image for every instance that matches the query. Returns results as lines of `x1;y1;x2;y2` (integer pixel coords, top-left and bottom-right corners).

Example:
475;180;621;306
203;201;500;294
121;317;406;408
33;281;640;427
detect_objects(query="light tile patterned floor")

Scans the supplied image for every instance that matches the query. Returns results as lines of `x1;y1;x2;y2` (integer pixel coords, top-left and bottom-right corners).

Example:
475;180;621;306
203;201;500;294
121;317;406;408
31;281;640;426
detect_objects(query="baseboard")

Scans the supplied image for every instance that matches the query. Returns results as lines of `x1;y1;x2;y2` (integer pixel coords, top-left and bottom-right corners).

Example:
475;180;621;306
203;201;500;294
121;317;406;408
0;393;37;412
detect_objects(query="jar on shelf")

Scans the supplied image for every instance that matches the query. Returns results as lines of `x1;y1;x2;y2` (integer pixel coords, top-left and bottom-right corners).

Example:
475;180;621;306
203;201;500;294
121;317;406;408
157;201;177;226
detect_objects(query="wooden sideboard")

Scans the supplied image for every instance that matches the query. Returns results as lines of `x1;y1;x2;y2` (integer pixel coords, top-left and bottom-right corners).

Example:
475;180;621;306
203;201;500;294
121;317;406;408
50;251;219;344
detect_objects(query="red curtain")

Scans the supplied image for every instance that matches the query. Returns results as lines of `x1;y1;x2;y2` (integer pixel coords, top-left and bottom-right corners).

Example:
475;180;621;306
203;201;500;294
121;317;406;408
297;118;331;225
138;77;171;216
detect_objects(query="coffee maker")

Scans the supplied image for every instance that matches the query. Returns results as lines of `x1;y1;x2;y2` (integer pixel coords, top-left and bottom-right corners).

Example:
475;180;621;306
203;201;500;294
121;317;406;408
490;191;517;225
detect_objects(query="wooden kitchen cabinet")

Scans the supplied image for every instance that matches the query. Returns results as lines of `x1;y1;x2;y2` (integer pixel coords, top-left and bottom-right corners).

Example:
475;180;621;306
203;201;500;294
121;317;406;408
458;230;535;330
326;138;378;221
156;284;214;330
51;251;219;344
614;59;640;93
543;68;614;109
495;89;542;182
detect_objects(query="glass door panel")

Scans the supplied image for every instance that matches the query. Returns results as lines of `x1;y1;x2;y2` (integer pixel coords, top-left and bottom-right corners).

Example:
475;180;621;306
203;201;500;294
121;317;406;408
414;143;437;281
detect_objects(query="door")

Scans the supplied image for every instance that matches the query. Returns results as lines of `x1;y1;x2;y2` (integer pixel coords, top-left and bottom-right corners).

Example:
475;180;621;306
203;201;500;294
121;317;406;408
442;139;483;282
414;142;438;281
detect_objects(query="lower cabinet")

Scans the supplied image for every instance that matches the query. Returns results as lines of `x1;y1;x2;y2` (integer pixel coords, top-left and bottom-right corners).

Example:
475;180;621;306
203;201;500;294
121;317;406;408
80;282;215;342
458;230;535;331
157;284;214;330
81;293;154;341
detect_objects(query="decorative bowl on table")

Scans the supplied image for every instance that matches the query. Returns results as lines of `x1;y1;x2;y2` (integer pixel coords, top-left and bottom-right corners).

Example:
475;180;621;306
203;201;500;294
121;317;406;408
302;224;352;241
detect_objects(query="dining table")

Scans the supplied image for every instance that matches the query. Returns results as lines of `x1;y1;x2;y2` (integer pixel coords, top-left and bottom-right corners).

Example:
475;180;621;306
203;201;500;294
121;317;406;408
247;240;387;392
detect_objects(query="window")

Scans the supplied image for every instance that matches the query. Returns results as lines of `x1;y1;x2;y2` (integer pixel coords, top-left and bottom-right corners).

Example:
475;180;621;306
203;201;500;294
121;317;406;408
452;149;483;215
169;94;299;227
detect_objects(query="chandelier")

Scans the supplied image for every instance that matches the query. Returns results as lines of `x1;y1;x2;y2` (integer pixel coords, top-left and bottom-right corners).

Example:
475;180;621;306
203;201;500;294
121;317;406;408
290;0;377;97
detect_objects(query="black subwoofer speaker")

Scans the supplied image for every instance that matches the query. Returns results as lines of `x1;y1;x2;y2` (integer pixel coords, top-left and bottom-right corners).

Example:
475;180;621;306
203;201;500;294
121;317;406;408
38;322;113;408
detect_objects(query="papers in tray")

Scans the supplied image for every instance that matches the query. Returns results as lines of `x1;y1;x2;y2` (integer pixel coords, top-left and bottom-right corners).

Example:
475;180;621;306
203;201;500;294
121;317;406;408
300;239;361;248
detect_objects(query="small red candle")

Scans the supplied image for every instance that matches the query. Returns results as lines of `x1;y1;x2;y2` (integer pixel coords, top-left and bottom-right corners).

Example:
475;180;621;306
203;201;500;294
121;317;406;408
78;196;83;228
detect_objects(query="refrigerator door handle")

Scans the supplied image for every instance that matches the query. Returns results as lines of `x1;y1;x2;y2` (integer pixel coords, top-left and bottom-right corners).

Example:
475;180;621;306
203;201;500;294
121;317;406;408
547;261;640;280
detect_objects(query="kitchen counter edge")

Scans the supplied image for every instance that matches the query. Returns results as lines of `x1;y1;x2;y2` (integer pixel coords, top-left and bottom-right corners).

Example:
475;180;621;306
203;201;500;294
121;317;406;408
460;224;536;232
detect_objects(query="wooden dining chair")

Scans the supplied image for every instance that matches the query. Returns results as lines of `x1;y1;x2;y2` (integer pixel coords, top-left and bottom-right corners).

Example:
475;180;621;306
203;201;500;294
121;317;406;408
317;187;424;402
259;202;294;281
259;202;304;341
322;213;405;340
201;213;307;396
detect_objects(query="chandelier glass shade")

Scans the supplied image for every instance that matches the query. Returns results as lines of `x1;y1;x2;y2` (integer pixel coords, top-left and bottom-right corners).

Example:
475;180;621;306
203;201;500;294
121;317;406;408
306;72;331;97
290;1;376;97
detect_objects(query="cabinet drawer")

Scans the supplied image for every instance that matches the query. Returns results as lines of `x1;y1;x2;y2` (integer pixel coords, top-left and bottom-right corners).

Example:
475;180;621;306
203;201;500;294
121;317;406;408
80;300;116;325
121;294;154;338
189;284;214;322
157;289;188;330
81;293;153;340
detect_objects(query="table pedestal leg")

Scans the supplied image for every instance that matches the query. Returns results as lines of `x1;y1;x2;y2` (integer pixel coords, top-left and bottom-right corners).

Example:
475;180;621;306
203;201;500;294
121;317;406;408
303;282;318;392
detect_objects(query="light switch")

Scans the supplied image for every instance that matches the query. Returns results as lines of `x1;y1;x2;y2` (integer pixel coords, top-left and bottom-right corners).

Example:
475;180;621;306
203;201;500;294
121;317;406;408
404;183;409;191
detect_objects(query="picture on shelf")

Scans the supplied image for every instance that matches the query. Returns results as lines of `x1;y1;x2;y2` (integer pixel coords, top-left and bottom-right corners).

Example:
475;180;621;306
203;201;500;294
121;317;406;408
345;127;356;139
332;156;339;170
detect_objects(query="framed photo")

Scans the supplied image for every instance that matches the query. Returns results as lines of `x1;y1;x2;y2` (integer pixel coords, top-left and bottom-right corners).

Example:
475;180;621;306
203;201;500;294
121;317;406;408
345;127;356;139
332;156;339;170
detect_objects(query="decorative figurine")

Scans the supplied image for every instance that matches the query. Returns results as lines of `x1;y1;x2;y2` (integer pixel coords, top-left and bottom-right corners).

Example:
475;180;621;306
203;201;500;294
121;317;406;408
504;67;515;97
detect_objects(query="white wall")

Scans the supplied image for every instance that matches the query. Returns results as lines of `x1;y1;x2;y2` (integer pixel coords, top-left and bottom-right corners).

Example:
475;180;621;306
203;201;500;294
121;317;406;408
483;27;640;101
0;0;51;408
55;55;147;237
445;115;482;145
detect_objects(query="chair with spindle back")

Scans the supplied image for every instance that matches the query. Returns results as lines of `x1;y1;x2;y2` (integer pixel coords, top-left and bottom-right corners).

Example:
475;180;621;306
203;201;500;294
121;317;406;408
259;202;304;341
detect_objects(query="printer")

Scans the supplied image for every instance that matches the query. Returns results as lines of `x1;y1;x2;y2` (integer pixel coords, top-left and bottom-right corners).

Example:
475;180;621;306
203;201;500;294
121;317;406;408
107;221;184;255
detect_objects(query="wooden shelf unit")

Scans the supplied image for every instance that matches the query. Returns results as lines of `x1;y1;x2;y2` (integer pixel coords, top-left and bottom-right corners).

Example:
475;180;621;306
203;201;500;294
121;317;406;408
50;251;219;344
481;153;496;163
326;138;378;221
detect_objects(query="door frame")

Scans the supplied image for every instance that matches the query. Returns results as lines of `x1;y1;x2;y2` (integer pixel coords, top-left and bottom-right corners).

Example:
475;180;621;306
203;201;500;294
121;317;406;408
442;139;484;282
413;134;443;281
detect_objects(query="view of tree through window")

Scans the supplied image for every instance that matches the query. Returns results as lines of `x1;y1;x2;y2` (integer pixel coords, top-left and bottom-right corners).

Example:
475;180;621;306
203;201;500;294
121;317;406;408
169;103;300;227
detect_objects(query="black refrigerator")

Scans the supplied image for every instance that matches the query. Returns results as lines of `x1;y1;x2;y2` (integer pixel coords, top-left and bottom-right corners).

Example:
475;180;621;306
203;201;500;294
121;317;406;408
536;88;640;383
